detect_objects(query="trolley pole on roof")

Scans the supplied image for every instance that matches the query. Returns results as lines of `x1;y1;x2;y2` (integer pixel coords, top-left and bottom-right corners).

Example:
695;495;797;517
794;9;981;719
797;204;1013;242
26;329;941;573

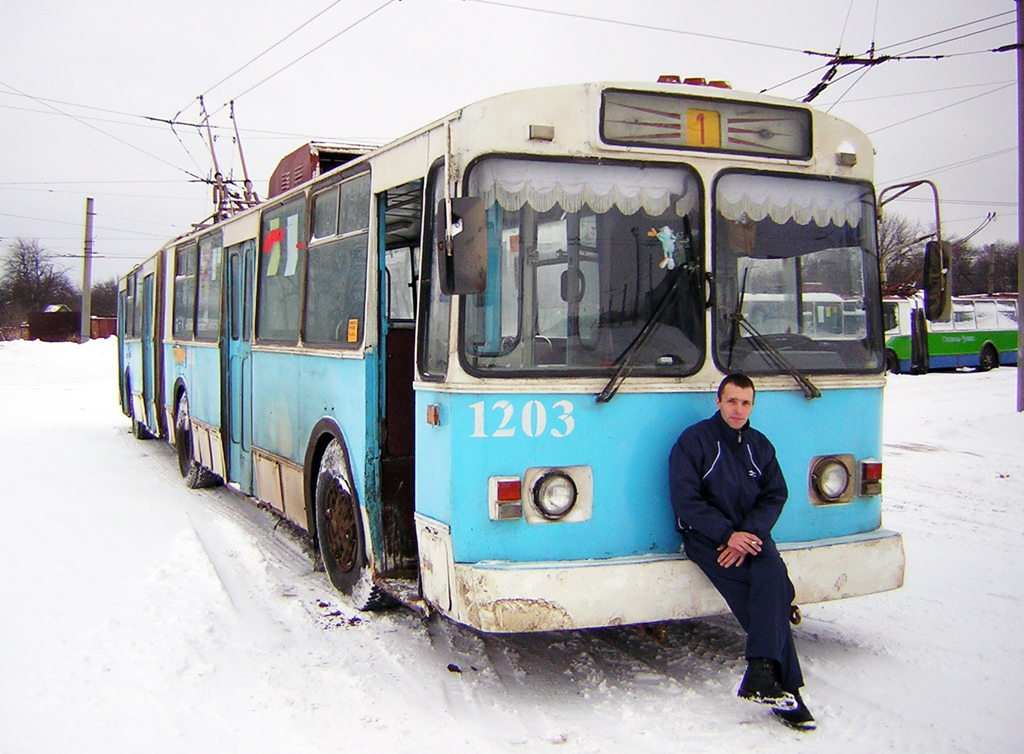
79;197;95;343
1017;0;1023;412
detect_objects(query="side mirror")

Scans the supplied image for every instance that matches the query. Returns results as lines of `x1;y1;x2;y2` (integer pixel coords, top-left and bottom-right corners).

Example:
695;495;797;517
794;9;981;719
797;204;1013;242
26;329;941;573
921;240;951;321
438;197;487;295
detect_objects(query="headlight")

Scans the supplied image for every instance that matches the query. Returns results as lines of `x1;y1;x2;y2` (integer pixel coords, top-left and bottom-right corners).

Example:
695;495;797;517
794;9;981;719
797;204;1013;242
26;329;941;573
532;472;578;519
811;456;852;503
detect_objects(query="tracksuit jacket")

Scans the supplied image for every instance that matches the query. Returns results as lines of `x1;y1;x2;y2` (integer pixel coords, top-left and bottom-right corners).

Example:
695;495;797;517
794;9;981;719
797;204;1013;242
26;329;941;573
668;411;788;547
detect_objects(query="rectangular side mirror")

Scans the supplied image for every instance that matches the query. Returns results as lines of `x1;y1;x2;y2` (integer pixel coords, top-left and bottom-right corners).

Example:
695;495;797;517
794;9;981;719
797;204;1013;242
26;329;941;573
438;197;487;295
922;240;951;321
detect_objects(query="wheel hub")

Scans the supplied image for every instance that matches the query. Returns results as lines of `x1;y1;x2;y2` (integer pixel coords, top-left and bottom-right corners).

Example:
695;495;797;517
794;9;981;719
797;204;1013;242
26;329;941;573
323;477;358;572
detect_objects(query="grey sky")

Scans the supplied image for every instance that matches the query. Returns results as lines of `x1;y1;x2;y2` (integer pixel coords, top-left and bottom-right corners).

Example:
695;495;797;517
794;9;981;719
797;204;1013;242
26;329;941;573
0;0;1018;283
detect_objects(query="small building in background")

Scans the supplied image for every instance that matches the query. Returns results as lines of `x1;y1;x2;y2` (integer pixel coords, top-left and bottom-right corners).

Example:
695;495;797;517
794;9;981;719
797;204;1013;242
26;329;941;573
25;305;116;341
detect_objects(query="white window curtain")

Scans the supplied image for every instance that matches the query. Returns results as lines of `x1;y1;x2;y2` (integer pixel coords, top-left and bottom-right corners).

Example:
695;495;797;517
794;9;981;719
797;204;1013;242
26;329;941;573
468;158;698;217
717;174;868;228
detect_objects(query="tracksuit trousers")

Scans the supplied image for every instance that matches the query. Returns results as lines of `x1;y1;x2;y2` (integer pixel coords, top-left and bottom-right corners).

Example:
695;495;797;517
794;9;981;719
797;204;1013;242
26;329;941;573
682;530;804;692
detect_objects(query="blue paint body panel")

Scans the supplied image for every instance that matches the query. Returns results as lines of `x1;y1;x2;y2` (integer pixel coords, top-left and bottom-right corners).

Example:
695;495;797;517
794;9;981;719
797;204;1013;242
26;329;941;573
165;343;221;425
250;350;376;493
416;387;883;564
123;342;142;399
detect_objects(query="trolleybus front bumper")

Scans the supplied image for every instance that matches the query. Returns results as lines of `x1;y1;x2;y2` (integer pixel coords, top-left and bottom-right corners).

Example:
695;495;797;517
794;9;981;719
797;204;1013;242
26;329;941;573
416;514;905;633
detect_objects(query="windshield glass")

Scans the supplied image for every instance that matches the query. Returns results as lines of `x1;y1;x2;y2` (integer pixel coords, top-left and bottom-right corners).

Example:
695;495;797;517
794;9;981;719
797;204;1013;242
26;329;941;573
713;172;883;374
462;158;705;374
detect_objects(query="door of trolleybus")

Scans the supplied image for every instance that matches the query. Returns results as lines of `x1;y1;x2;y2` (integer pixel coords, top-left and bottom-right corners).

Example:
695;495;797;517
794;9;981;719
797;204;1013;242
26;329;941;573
223;239;256;494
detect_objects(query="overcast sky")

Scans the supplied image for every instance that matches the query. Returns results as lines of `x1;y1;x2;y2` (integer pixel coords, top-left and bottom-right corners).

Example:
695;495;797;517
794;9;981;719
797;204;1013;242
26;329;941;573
1;0;1018;284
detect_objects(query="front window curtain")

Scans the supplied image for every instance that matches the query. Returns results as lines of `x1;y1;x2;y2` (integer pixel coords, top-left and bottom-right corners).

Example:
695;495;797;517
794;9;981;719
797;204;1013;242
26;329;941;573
257;198;305;343
195;233;223;341
417;168;451;379
304;173;370;347
172;243;197;340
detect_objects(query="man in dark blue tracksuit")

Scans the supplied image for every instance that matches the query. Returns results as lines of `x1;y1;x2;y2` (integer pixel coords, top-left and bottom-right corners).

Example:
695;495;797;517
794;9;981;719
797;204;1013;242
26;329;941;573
669;373;815;730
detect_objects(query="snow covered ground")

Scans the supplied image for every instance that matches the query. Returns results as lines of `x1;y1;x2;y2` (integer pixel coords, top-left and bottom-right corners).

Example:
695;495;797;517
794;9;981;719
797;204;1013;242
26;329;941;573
1;337;1021;753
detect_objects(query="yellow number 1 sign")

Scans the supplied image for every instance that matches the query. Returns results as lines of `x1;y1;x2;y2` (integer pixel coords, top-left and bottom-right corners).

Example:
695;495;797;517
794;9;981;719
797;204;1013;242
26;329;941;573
686;109;721;148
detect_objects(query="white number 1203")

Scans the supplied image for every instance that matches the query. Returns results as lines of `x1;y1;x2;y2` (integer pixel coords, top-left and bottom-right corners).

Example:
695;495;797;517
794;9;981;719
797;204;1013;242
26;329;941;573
470;399;575;438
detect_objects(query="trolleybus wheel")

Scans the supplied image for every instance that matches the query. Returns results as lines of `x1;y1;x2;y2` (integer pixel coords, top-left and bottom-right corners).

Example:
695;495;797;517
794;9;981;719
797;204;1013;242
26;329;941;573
884;350;900;375
175;392;221;489
978;344;998;372
315;439;389;610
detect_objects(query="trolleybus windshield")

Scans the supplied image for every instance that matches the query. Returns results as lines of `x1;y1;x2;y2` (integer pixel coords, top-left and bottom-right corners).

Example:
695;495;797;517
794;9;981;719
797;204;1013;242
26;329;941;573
713;172;883;374
461;157;705;375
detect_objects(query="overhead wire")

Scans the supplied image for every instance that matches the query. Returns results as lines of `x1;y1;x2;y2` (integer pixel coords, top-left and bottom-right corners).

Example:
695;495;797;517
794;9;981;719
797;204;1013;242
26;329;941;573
823;65;874;112
818;79;1015;104
174;0;348;119
764;8;1017;97
210;0;397;115
883;21;1016;58
873;10;1015;55
884;147;1018;185
838;0;857;48
819;0;882;108
0;78;204;183
867;82;1015;134
460;0;808;54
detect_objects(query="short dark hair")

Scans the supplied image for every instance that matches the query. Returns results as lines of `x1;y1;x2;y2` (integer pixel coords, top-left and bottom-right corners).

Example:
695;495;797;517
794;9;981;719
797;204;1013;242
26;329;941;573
717;373;755;400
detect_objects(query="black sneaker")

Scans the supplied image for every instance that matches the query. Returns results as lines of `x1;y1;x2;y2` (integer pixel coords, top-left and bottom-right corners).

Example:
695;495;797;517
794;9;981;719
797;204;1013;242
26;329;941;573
772;692;816;731
737;658;797;710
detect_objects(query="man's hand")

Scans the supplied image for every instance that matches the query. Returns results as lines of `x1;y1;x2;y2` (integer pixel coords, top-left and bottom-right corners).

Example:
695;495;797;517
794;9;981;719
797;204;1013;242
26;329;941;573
716;531;762;568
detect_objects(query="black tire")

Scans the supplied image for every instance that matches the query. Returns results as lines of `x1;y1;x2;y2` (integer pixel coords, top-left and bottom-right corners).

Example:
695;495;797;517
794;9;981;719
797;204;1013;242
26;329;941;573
175;393;221;489
885;349;900;375
978;344;998;372
315;439;390;610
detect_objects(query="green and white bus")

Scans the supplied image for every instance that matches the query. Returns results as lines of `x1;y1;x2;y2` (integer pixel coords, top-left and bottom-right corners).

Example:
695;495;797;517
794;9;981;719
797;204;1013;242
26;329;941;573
883;293;1018;374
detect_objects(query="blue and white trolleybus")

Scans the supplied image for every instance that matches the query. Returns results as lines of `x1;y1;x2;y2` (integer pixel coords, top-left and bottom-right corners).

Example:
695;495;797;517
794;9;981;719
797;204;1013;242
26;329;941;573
118;79;905;632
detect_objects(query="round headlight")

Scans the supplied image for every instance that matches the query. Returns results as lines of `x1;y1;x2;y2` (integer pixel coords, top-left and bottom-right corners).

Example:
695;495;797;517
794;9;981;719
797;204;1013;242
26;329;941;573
532;472;578;519
812;458;850;502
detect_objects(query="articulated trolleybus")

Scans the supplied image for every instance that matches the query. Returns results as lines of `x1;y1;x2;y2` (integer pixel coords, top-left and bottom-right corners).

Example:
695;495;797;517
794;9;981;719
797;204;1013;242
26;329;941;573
119;79;905;633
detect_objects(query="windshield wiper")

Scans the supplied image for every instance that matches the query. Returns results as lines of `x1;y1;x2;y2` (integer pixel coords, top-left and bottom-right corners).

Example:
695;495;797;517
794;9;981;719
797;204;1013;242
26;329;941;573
726;270;749;371
725;269;820;399
596;220;697;404
727;310;822;400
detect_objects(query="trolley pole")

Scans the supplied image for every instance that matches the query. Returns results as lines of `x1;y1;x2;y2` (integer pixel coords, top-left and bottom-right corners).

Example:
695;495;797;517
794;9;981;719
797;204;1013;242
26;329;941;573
80;197;95;343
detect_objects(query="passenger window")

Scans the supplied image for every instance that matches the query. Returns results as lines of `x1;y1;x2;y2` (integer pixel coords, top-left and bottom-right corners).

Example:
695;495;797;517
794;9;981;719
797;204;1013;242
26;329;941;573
127;273;138;338
173;243;198;340
953;302;976;331
304;172;370;347
195;233;223;341
256;198;305;343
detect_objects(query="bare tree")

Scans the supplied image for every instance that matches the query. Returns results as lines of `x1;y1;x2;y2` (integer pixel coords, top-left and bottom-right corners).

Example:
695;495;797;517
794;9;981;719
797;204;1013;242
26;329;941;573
877;212;929;288
90;278;119;318
0;238;78;327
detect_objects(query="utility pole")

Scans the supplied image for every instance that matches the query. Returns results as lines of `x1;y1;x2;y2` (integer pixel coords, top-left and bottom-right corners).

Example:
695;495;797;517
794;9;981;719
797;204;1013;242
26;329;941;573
1017;1;1023;411
80;197;94;343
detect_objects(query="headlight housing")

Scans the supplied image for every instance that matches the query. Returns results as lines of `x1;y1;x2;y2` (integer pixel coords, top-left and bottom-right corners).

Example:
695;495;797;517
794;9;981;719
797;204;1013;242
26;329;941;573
809;454;855;505
520;466;593;524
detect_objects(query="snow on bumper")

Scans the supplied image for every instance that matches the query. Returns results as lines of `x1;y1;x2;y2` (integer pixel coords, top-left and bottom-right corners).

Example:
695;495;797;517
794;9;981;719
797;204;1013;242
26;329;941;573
416;514;905;633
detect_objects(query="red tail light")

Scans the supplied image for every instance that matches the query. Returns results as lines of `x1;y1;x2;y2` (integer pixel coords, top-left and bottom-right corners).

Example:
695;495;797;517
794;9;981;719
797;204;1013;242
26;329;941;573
860;460;883;496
